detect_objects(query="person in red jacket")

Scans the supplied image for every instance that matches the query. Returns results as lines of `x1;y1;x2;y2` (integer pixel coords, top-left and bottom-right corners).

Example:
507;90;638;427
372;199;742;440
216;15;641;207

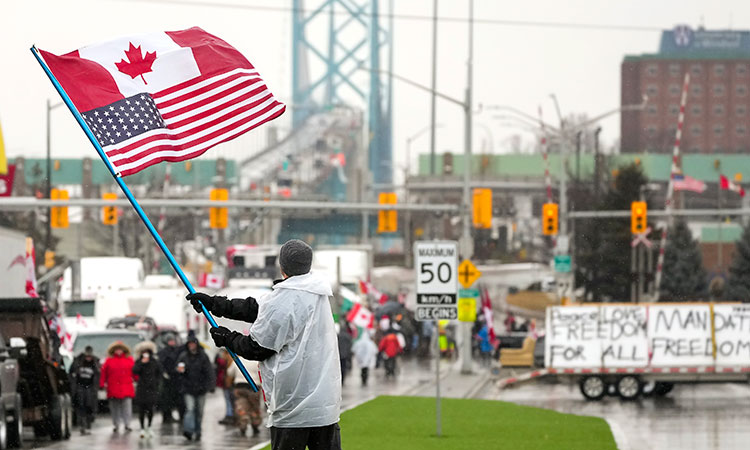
378;330;403;378
100;341;135;433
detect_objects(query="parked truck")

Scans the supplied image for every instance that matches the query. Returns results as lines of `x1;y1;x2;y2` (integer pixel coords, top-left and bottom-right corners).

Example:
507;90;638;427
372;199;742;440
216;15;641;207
0;328;23;448
0;298;72;441
498;303;750;401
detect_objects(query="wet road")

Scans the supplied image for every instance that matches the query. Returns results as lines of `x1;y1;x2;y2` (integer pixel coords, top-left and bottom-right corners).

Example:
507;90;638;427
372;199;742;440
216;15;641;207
23;357;446;450
482;379;750;450
24;358;750;450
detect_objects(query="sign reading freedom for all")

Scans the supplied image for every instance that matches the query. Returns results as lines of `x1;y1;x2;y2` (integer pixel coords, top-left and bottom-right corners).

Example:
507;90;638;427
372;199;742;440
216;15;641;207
545;304;750;368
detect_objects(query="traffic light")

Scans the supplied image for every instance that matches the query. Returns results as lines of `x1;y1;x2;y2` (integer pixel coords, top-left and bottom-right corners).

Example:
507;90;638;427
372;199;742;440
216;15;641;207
631;201;647;234
210;188;229;229
102;192;118;225
44;250;55;269
472;188;493;229
377;192;397;233
542;202;558;236
50;188;69;229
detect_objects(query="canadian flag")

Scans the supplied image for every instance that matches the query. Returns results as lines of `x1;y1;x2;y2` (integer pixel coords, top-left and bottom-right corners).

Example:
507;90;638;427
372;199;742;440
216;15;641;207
359;280;387;304
76;313;89;328
480;286;496;342
346;303;374;329
199;272;224;289
25;237;39;298
720;174;745;197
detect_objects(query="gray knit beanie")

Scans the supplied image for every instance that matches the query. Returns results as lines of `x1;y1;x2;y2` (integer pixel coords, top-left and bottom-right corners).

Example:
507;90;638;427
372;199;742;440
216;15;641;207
279;239;313;276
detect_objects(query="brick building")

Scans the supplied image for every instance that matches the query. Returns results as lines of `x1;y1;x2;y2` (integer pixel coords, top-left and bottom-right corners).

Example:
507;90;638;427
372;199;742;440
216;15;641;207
622;26;750;153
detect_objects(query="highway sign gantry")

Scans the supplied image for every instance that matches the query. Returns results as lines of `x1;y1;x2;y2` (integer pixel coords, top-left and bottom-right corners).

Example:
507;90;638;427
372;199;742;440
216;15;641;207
415;241;458;322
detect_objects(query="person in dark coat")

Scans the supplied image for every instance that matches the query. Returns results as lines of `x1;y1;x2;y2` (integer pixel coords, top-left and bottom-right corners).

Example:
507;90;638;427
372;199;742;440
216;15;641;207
337;325;353;386
157;335;183;424
69;346;99;435
132;341;162;439
177;335;215;441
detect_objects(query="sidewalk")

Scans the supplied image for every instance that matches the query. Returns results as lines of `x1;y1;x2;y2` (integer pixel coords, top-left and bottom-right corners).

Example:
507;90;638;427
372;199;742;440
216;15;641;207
340;356;494;407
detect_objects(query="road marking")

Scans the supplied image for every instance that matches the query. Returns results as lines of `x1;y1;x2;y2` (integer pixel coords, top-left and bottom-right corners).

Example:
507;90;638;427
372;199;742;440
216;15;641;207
606;418;631;450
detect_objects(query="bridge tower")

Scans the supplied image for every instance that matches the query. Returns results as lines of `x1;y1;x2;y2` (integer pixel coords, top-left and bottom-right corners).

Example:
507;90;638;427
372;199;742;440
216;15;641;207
292;0;393;185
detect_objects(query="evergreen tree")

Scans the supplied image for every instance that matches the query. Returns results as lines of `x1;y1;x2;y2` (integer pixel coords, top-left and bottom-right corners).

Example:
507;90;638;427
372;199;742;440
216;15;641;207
575;163;648;301
725;224;750;302
659;220;707;301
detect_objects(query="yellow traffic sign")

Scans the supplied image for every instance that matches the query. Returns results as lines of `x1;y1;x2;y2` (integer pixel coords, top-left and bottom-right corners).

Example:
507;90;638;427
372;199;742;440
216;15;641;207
457;259;481;289
457;297;477;322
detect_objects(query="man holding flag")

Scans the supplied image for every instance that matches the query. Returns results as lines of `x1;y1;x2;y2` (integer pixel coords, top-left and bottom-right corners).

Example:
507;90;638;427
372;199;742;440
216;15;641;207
187;239;342;450
32;25;301;443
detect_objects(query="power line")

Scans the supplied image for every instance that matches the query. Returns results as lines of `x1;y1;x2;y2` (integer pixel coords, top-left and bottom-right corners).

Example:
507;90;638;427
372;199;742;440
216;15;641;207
113;0;663;33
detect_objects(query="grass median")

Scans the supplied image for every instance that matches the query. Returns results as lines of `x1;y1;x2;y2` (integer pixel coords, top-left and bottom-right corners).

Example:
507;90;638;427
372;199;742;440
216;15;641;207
258;395;617;450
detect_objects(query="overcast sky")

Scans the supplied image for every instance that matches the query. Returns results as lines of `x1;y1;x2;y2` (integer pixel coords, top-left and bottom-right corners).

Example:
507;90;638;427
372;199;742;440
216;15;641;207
2;0;749;178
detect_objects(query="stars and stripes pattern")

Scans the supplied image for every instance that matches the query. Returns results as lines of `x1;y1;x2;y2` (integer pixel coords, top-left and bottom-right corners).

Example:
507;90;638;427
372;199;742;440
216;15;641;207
82;94;165;146
673;173;706;193
87;68;284;176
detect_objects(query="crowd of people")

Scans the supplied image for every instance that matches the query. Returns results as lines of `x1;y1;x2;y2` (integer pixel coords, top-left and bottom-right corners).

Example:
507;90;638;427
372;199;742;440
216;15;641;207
67;331;263;441
63;239;535;450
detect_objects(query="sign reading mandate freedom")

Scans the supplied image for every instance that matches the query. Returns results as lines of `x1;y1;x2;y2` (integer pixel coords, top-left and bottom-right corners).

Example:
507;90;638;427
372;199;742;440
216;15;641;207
415;241;458;321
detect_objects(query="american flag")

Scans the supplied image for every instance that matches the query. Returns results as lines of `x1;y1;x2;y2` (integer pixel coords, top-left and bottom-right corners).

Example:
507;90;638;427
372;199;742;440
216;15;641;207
673;173;706;193
40;27;285;176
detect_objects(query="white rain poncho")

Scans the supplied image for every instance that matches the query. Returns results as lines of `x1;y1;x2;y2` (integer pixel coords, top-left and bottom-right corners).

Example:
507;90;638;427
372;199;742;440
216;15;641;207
249;272;341;427
352;333;378;369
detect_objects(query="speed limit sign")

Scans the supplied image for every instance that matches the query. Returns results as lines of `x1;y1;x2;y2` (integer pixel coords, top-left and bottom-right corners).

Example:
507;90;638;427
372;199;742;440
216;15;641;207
414;241;458;321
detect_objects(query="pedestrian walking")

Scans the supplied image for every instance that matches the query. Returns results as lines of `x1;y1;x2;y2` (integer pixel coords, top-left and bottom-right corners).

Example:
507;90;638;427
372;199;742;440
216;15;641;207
351;331;377;386
187;239;342;450
133;341;162;439
378;329;403;378
177;335;215;441
69;346;99;435
215;349;235;425
157;334;183;424
337;324;352;386
227;356;263;437
476;324;493;366
100;341;134;433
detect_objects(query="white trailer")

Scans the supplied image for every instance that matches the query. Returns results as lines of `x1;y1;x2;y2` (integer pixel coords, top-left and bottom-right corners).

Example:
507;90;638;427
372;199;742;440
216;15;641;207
497;303;750;400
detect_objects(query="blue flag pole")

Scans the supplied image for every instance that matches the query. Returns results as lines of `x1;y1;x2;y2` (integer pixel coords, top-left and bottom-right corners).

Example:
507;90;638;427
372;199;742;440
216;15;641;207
30;45;259;393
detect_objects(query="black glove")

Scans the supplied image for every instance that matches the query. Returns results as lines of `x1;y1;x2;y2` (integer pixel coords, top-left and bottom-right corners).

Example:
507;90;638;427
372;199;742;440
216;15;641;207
210;326;234;348
186;292;215;314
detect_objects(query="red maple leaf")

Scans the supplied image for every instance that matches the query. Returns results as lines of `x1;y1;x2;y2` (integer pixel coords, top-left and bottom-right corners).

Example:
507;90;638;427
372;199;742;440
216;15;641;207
115;42;157;84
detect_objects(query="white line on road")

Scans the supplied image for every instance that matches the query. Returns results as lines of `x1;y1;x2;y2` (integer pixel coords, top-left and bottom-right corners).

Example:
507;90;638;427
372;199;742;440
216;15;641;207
606;418;632;450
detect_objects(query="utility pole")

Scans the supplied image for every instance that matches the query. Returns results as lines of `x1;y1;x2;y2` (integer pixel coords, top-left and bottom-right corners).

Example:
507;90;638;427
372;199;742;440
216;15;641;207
459;0;474;375
429;0;438;175
46;100;52;254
